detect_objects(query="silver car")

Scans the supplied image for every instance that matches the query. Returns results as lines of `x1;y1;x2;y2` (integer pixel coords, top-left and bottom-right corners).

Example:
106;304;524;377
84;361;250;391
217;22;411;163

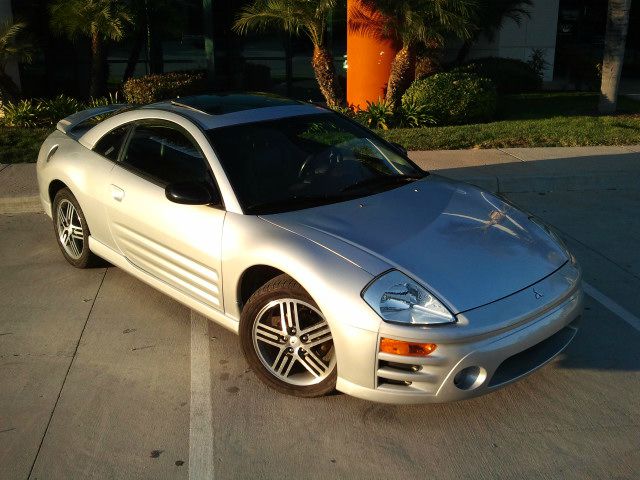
36;94;583;403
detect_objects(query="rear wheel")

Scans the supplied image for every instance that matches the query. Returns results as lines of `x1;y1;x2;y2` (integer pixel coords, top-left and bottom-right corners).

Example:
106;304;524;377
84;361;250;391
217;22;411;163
52;188;98;268
240;274;337;397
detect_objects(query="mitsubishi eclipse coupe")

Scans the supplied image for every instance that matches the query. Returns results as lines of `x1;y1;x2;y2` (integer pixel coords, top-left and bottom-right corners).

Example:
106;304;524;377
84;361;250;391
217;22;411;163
37;93;583;403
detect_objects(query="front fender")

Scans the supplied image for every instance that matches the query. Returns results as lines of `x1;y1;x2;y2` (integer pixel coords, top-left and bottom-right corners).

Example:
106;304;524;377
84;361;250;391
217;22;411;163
222;212;380;330
222;212;385;389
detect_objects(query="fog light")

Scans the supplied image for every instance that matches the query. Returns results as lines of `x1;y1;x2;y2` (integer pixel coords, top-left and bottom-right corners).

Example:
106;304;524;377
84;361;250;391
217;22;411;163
379;338;437;357
453;366;486;390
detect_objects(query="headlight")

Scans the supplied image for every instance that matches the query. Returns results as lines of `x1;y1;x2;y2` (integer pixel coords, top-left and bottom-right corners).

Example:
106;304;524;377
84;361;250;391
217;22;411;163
362;270;455;326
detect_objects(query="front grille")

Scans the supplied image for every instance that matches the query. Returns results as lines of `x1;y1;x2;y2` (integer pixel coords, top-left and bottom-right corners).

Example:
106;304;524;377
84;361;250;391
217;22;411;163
489;320;579;387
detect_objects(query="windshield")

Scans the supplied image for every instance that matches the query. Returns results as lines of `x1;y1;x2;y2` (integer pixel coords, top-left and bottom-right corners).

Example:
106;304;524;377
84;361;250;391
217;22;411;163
207;113;425;214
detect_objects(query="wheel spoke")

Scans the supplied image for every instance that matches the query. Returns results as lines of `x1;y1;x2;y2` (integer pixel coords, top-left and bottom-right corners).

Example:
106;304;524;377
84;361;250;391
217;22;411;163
64;202;74;226
69;237;81;257
297;349;329;378
288;301;302;332
255;323;286;348
272;348;294;377
278;302;289;333
303;321;332;347
70;226;84;241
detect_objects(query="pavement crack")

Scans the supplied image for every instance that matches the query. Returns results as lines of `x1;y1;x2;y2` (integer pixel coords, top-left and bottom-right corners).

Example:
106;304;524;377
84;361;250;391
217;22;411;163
497;148;525;162
26;267;109;480
131;345;155;351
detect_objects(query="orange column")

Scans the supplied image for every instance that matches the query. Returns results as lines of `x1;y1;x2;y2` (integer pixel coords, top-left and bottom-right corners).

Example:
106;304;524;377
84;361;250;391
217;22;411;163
346;0;398;110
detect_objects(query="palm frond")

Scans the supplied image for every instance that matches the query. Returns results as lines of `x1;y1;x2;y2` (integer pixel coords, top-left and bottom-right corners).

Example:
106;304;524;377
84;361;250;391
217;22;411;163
474;0;532;41
233;0;333;46
49;0;132;42
357;0;478;46
0;20;34;68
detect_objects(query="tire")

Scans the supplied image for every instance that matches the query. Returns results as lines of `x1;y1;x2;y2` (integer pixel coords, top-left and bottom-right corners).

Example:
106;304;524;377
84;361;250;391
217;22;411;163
52;188;99;268
240;274;337;397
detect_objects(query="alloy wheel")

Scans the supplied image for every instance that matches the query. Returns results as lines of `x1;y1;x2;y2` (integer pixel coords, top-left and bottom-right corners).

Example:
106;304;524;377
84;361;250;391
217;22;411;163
56;198;84;260
252;298;335;386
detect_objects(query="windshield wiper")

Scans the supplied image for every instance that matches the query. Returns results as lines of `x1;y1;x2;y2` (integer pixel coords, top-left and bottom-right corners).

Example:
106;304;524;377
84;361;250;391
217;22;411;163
340;174;423;194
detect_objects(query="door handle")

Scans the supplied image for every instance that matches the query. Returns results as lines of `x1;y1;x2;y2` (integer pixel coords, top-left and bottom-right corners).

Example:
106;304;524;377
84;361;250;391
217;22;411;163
111;185;125;202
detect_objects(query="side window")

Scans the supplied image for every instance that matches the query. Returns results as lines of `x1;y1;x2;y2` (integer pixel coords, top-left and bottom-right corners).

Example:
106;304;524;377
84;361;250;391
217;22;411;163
93;125;130;161
122;122;210;185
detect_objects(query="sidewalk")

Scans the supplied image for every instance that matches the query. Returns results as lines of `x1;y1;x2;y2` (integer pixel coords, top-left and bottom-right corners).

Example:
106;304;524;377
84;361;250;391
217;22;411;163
2;145;640;214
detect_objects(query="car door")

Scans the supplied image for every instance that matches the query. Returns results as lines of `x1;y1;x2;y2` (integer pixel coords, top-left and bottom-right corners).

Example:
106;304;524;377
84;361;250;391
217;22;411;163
106;119;225;311
84;124;132;251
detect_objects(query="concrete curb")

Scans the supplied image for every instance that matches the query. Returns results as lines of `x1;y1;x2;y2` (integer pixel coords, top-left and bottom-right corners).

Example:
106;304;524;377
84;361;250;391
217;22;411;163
0;195;43;215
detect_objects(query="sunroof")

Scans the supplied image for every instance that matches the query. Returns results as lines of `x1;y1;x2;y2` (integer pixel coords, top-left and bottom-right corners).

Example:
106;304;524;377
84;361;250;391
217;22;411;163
170;93;302;115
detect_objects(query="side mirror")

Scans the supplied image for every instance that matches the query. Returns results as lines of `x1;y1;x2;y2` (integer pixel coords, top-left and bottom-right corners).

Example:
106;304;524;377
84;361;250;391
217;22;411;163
165;182;220;206
390;142;408;157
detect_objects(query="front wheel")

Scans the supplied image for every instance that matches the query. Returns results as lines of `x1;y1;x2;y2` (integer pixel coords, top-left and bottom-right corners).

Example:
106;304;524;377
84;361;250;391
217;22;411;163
240;274;337;397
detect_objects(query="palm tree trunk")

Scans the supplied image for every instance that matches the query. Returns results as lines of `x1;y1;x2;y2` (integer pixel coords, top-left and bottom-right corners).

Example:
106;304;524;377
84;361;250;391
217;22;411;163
386;44;416;110
311;45;343;108
455;39;473;65
599;0;632;114
123;27;145;82
90;29;106;98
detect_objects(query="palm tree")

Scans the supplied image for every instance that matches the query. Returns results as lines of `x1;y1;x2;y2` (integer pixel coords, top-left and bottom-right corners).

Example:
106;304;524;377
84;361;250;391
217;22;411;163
599;0;633;114
122;0;188;81
49;0;132;97
0;20;33;101
352;0;476;109
455;0;532;64
234;0;343;108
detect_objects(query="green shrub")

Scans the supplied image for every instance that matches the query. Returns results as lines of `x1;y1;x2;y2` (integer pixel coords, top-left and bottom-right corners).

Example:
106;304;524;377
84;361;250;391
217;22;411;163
330;104;357;119
398;97;435;128
123;71;206;104
355;99;395;130
39;95;83;123
2;99;43;127
402;72;497;125
86;92;121;108
453;57;542;94
1;94;120;127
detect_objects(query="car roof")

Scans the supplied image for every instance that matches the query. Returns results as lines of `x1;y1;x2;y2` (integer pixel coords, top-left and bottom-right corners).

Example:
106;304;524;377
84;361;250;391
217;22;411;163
143;93;329;130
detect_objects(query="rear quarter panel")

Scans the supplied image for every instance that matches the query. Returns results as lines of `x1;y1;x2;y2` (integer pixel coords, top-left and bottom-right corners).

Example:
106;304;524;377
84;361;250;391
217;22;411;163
37;130;116;248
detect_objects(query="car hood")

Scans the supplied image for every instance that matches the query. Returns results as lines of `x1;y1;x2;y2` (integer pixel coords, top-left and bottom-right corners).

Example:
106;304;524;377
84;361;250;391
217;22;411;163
262;175;568;313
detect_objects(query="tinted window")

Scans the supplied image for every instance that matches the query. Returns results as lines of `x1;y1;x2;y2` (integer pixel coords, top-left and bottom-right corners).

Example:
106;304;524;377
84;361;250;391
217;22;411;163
122;122;210;185
94;125;129;160
207;113;424;214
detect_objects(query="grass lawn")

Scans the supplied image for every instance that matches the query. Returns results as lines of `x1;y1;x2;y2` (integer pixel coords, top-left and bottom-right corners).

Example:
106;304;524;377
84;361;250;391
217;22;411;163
2;93;640;162
379;92;640;150
0;127;50;164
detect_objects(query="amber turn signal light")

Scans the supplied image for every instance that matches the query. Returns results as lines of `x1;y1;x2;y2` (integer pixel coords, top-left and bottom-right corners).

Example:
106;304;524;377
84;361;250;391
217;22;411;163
379;338;437;357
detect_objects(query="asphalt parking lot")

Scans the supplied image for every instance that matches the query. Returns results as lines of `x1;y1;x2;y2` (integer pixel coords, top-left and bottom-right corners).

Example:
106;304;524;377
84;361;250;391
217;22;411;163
1;188;639;480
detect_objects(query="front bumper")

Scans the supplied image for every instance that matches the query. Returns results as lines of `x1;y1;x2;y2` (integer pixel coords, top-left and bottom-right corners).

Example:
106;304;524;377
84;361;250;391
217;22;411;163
336;262;583;404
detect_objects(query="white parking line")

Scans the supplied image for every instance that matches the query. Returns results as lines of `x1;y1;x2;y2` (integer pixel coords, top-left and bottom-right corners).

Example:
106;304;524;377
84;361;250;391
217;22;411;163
583;282;640;332
189;311;214;479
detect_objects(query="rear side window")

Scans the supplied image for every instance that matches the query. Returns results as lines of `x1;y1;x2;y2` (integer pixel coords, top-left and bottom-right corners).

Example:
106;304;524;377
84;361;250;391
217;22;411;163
121;122;210;185
94;125;130;161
